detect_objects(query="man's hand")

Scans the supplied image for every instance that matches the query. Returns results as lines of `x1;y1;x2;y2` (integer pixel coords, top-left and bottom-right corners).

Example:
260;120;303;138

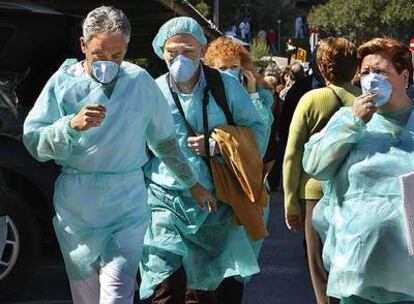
286;214;302;232
189;182;217;213
70;104;106;131
187;135;206;156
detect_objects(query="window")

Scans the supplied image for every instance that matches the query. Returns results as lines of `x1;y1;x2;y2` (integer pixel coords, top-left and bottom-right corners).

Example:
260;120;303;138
0;26;14;55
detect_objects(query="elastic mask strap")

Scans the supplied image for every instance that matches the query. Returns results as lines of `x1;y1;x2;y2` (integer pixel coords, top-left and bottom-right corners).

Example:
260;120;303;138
327;86;344;109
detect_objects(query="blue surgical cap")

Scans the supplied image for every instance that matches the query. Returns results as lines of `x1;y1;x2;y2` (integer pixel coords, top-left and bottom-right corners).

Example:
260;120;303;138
152;16;208;59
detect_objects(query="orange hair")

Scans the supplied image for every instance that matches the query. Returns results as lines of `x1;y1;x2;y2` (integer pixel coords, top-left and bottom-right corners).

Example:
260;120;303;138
204;36;261;83
358;37;413;86
317;37;357;84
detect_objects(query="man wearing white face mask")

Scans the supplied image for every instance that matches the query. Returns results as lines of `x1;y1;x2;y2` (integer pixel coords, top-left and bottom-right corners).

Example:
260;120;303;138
140;17;268;304
23;7;216;304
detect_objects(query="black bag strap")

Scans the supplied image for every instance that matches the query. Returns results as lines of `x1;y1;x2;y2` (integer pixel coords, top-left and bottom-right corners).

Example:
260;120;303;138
167;74;211;170
167;67;235;167
167;66;235;134
202;86;211;159
202;64;235;126
168;75;197;137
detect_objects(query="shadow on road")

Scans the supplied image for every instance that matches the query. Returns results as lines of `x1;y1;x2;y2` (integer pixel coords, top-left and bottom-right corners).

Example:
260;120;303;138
4;192;315;304
242;191;315;304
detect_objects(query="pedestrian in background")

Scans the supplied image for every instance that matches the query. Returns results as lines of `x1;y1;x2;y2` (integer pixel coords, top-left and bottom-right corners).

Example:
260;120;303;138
286;38;297;65
257;29;267;42
283;37;360;304
272;63;311;191
295;16;305;39
239;17;251;43
268;29;277;55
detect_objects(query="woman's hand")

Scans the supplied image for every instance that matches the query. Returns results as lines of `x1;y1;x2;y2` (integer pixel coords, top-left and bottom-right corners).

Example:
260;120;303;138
352;94;377;123
286;214;302;232
189;183;217;213
241;69;257;94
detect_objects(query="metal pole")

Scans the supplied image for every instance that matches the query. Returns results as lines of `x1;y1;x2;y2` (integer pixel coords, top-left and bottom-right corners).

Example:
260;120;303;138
214;0;219;29
277;19;282;54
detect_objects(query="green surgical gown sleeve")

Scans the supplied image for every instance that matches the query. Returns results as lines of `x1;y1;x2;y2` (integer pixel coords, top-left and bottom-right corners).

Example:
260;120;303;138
303;108;366;181
222;75;268;157
144;73;198;188
23;75;81;162
252;87;274;150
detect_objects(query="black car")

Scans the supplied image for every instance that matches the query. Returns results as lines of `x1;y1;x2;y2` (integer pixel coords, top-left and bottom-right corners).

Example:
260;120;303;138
0;1;82;298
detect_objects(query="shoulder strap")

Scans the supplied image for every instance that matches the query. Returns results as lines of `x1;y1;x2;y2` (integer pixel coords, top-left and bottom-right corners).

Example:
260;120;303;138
167;73;212;170
202;64;235;126
327;86;344;109
202;87;211;159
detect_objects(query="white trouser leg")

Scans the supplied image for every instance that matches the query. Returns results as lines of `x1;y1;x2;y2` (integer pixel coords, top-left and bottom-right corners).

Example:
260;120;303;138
99;263;135;304
69;274;100;304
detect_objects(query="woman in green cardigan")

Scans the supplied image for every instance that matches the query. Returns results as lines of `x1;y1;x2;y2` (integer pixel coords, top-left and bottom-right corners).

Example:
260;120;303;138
282;37;361;304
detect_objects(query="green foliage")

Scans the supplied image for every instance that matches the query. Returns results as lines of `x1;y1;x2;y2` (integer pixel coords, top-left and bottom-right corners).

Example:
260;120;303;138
186;0;210;18
308;0;414;44
124;58;167;77
195;1;210;18
250;38;270;61
125;58;150;69
219;0;307;35
255;59;269;70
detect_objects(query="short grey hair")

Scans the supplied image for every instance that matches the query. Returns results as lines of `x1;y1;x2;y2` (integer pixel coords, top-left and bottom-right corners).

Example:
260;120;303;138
82;6;131;43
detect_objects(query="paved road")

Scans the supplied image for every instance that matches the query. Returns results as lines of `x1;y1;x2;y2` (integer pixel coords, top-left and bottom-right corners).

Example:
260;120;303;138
4;192;315;304
243;192;315;304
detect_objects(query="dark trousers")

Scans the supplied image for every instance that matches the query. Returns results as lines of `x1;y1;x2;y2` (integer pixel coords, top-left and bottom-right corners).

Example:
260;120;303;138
305;200;340;304
151;267;187;304
217;277;244;304
152;267;243;304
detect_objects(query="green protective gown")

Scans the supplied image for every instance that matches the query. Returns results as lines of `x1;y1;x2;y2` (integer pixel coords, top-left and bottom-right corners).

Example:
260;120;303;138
253;87;275;148
244;86;273;264
23;59;197;281
139;70;269;299
303;106;414;303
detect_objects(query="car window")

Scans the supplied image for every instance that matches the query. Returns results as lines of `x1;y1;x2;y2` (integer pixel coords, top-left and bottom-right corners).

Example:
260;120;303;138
0;80;21;139
0;26;14;55
0;170;6;199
